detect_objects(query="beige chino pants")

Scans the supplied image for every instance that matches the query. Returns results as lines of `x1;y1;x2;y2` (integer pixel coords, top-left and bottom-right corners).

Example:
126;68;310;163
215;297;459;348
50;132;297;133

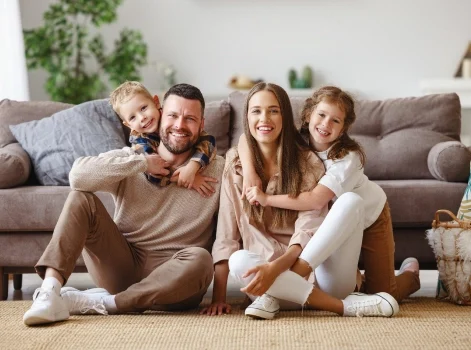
35;191;214;312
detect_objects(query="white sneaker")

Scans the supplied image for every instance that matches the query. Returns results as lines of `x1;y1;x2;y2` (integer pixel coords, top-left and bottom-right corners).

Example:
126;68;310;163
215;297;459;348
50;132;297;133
343;292;399;317
245;294;280;320
398;257;420;276
23;287;70;326
61;288;110;315
60;286;109;296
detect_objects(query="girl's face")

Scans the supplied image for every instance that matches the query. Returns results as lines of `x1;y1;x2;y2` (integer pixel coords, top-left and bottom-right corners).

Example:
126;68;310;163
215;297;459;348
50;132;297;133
308;100;345;152
247;90;283;146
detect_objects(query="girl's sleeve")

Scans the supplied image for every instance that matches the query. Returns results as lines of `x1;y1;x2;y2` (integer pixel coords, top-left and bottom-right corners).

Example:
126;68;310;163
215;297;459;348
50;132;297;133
319;152;364;198
191;130;217;169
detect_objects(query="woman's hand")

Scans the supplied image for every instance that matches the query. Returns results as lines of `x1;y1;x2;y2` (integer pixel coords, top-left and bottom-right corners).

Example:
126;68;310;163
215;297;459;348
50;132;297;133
200;301;232;316
245;186;268;206
241;170;262;200
240;263;280;296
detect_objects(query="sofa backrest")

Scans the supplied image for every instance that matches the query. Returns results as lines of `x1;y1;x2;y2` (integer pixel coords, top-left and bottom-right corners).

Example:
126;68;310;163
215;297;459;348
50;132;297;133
228;91;464;181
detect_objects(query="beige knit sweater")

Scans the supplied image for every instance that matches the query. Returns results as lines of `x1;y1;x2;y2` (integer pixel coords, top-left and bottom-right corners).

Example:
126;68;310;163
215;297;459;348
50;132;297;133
69;147;225;251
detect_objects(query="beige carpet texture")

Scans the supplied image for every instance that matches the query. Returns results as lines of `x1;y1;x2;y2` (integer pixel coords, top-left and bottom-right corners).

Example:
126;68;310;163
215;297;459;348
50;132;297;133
1;298;470;350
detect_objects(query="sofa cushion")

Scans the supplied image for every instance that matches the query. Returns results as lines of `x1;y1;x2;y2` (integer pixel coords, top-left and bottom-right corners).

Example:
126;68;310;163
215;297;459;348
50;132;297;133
427;141;471;182
0;99;72;148
203;100;231;155
0;143;31;188
10;99;126;186
0;186;115;231
377;179;467;226
351;93;462;180
228;91;306;147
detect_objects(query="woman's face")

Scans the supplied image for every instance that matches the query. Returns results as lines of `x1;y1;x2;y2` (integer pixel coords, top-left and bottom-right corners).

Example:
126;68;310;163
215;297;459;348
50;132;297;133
247;90;283;146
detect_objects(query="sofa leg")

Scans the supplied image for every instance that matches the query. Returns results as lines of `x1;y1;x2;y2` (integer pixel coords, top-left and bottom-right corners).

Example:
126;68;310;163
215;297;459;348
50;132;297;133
13;274;22;290
0;268;7;300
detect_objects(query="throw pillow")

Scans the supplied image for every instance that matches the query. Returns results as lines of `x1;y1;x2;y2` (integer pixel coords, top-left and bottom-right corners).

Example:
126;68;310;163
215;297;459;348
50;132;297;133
10;99;126;186
0;143;31;188
203;100;231;155
427;141;471;182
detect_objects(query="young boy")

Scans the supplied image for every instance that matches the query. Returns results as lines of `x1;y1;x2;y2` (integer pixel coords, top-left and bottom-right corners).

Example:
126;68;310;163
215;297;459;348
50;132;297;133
110;81;216;189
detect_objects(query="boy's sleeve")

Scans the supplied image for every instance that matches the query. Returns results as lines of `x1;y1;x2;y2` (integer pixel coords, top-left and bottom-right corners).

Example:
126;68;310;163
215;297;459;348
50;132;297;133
191;130;217;169
129;132;160;155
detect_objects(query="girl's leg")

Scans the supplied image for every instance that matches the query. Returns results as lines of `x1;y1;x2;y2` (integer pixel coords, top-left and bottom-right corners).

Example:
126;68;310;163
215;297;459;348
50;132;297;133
361;202;420;302
299;192;365;299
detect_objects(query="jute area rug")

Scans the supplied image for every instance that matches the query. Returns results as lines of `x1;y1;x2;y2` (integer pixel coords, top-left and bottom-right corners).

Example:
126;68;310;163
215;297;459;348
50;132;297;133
1;298;470;350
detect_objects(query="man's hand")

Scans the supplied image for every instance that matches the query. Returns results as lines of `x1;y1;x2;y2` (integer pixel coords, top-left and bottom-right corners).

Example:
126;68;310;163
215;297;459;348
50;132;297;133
145;154;170;176
191;174;218;198
240;263;280;296
245;186;269;207
241;170;262;200
172;161;201;188
200;301;232;316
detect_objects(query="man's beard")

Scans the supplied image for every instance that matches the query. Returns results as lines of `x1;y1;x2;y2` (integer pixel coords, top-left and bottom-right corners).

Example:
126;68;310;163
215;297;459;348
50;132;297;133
160;126;199;155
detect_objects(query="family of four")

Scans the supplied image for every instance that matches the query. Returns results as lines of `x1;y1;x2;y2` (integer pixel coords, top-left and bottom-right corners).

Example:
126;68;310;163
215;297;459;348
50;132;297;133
23;81;420;326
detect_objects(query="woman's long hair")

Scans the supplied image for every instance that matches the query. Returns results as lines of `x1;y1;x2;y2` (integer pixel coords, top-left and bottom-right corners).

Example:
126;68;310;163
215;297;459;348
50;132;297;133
241;82;310;228
300;86;366;166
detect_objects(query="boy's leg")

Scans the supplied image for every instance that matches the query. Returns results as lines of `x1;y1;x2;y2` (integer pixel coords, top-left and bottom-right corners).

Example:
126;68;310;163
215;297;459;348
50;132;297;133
361;202;420;302
114;247;214;312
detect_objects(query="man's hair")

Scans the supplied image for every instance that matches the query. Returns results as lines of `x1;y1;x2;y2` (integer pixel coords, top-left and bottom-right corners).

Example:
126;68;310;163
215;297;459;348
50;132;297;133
109;81;153;118
163;83;205;115
240;82;311;229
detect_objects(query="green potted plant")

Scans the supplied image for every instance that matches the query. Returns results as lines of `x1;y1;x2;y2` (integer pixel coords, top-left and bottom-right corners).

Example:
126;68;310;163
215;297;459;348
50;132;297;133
23;0;147;104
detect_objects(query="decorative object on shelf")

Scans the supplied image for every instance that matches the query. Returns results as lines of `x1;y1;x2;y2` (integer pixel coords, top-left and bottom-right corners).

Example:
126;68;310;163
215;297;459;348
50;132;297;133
288;66;313;89
454;42;471;78
23;0;148;104
228;75;263;90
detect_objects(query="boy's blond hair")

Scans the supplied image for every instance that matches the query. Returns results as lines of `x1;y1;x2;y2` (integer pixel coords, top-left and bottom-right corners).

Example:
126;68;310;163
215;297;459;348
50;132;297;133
110;81;153;118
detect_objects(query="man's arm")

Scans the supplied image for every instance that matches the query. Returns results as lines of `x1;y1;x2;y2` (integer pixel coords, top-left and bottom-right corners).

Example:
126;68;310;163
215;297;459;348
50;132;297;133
69;148;148;194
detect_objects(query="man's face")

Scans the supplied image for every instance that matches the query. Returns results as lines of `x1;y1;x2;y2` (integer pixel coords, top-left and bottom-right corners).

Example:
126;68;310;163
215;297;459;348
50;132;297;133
160;95;204;154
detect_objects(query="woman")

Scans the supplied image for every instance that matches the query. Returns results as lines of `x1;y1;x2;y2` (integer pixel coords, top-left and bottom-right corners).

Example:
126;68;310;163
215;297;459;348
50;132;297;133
201;83;399;319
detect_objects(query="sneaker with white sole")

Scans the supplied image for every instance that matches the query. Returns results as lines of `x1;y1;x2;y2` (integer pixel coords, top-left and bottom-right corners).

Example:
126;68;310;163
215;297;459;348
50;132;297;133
245;294;280;320
343;292;399;317
23;287;70;326
61;288;110;315
398;257;420;276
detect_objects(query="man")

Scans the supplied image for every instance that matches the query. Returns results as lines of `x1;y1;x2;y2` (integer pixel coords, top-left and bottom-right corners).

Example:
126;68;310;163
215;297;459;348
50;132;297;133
23;84;225;326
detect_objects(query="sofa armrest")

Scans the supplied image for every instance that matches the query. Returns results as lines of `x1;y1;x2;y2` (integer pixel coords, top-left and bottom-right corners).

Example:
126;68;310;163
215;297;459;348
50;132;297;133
0;143;31;188
427;141;471;182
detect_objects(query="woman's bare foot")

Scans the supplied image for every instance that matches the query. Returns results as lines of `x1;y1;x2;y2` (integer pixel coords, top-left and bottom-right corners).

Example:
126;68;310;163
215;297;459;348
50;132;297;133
399;257;419;277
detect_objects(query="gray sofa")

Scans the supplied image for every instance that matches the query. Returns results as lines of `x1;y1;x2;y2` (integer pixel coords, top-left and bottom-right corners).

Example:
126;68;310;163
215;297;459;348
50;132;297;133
1;91;470;300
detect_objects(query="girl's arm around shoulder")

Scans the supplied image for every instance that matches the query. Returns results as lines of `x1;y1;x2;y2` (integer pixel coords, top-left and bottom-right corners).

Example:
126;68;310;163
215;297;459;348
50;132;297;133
69;147;148;194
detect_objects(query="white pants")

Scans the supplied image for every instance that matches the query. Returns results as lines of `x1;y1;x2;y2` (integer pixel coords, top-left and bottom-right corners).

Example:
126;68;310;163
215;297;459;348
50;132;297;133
229;192;364;307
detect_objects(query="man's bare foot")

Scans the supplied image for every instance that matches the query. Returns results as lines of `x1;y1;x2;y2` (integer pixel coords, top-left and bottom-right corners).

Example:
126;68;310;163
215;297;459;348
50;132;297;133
399;257;419;277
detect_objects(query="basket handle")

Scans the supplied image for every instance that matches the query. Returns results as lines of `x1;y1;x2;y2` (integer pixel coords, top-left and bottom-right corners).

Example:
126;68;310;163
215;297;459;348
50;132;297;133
432;209;471;229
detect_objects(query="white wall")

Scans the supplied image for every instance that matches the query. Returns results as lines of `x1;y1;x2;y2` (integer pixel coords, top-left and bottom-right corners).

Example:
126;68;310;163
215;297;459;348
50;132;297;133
19;0;471;101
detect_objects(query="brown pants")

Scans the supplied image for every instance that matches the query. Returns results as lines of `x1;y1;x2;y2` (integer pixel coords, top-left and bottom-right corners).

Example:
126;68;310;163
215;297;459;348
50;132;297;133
36;191;214;312
360;202;421;302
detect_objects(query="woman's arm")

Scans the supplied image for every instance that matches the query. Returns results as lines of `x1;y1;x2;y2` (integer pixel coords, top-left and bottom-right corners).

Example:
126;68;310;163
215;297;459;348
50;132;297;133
246;183;335;211
200;261;232;316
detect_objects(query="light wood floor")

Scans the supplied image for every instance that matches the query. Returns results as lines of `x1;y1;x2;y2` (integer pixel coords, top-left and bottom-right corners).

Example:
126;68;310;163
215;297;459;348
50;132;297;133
6;270;438;301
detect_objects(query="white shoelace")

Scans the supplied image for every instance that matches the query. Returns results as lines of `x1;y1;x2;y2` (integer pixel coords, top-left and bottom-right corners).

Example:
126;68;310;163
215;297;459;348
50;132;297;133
347;299;382;317
79;298;108;315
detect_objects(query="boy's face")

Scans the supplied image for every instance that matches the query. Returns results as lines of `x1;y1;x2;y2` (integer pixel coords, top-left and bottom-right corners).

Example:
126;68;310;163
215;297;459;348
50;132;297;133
119;93;161;134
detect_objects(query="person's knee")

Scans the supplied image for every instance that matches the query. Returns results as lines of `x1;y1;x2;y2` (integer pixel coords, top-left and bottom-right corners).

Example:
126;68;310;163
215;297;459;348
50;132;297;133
66;190;95;210
228;250;260;278
336;192;365;217
178;247;213;284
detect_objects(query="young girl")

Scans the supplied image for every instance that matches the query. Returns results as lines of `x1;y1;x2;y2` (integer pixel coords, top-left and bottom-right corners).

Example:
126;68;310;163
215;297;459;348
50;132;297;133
202;82;399;320
241;86;420;302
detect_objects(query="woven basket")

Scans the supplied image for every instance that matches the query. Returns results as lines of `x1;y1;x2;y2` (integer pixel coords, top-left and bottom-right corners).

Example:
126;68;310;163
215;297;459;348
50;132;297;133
426;210;471;305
